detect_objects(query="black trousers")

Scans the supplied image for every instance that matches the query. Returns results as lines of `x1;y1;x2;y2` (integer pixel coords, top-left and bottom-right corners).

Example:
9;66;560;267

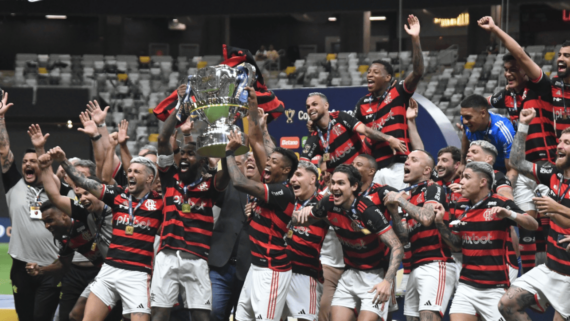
11;258;61;321
59;264;100;321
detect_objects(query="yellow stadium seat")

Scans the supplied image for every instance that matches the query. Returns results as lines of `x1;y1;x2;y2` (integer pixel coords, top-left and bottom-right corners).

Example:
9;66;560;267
117;73;128;81
358;65;369;73
38;67;48;74
139;56;150;64
464;61;475;69
285;66;296;76
148;133;159;142
326;53;337;61
544;52;556;61
197;61;208;69
546;71;551;77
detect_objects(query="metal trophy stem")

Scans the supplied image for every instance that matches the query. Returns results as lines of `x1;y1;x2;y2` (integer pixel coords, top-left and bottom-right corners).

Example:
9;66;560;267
180;63;256;158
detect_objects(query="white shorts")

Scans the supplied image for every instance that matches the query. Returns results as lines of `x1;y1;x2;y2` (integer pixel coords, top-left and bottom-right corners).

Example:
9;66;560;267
449;283;505;320
511;264;570;318
236;264;292;321
80;281;92;299
509;265;519;284
150;249;212;310
282;273;323;320
373;162;406;191
451;252;462;290
514;174;537;212
331;268;388;319
404;262;456;318
90;263;151;315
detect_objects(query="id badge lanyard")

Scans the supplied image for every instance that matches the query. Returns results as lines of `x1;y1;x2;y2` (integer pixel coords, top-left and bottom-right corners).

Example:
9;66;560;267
347;198;371;235
127;193;150;235
458;192;492;220
557;178;570;204
316;122;332;161
28;186;44;219
286;192;317;239
182;176;204;213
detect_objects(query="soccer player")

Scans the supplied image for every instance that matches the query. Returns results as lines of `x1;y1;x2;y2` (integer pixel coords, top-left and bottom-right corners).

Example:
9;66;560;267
354;15;425;188
498;108;570;320
51;146;163;321
294;165;403;321
282;161;328;321
434;161;537;321
460;94;516;176
383;150;454;321
150;106;230;321
435;146;462;204
228;87;298;321
480;15;557;272
300;92;407;172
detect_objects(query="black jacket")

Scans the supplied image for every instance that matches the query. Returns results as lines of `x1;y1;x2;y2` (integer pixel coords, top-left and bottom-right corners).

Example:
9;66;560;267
208;183;251;280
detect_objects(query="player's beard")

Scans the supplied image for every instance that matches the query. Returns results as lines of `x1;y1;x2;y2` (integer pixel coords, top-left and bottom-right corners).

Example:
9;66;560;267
179;163;203;184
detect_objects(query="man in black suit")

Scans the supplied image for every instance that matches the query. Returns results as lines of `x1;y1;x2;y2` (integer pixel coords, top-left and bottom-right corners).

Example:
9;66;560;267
209;152;259;321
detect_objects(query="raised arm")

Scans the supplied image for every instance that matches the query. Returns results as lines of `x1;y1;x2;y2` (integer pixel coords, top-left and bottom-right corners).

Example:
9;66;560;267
407;98;424;150
86;101;113;178
38;154;72;216
49;146;104;197
180;118;194;145
403;15;424;92
433;203;462;251
0;92;14;173
246;87;268;173
509;109;536;180
225;131;266;200
384;190;435;227
101;133;118;185
478;16;542;81
258;108;276;156
158;109;178;156
117;119;133;171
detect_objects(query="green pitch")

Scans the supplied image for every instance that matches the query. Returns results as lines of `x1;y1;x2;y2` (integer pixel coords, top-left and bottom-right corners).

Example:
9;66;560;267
0;243;12;295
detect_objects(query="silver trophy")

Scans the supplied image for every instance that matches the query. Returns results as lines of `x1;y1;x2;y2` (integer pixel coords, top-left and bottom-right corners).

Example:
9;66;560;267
178;63;256;158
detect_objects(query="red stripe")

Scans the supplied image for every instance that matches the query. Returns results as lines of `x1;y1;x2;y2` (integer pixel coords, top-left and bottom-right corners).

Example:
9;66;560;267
109;243;154;256
147;274;151;308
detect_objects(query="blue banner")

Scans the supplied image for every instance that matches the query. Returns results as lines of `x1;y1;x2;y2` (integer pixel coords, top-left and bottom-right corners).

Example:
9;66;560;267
0;218;11;243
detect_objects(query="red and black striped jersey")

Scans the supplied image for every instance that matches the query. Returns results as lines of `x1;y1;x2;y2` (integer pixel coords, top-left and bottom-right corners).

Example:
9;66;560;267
532;161;570;275
59;219;104;267
403;182;453;269
452;194;523;288
489;72;556;163
535;75;570;138
434;178;462;205
492;170;512;194
402;244;412;274
98;185;163;273
300;111;364;171
355;80;412;168
310;195;392;271
158;165;222;259
536;215;550;252
506;230;518;270
287;193;328;282
249;183;296;272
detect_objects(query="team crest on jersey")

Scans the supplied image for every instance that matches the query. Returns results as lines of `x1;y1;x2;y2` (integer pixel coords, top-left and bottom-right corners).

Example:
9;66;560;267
332;124;342;136
383;93;393;105
145;199;157;211
198;182;209;191
81;231;92;241
483;209;494;221
254;206;262;219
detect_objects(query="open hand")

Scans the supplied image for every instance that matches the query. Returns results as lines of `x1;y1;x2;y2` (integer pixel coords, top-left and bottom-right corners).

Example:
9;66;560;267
369;279;391;304
404;14;420;37
27;124;50;149
407;98;419;121
0;91;14;116
258;107;269;131
77;111;98;137
293;206;314;225
225;129;243;152
117;119;130;144
245;87;258;112
388;136;407;155
86;100;110;125
180;118;194;135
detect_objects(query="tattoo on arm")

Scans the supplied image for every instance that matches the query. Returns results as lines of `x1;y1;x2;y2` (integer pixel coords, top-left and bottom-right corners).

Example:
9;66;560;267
398;198;435;226
0;119;14;173
226;155;265;199
62;160;103;196
365;127;391;142
435;221;461;251
404;37;424;91
389;209;409;244
380;229;404;282
510;130;534;179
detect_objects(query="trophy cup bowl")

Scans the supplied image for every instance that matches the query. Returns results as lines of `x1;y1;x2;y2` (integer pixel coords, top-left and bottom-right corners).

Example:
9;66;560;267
180;63;256;158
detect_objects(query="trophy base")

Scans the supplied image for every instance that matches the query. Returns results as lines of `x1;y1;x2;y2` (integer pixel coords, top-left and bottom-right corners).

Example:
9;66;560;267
197;144;249;158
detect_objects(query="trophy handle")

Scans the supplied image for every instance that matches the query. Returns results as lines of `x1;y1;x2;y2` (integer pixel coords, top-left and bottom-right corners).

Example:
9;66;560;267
176;75;194;122
235;63;257;104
